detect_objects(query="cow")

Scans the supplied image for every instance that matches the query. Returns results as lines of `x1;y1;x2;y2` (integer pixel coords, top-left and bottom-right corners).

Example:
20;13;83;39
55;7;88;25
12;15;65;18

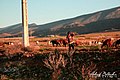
50;38;79;47
61;39;79;47
112;39;120;48
62;39;68;47
0;42;14;47
50;39;61;47
101;38;113;48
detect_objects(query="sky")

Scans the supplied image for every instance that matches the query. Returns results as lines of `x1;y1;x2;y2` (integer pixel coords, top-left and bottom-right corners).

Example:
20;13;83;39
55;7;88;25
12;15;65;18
0;0;120;28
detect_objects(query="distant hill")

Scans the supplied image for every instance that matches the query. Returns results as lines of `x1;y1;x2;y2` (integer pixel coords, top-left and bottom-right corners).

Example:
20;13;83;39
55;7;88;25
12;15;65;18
0;23;37;37
0;6;120;37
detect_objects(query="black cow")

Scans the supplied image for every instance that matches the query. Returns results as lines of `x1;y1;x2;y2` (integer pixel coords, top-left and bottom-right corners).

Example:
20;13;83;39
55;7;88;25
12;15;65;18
50;39;61;47
112;39;120;48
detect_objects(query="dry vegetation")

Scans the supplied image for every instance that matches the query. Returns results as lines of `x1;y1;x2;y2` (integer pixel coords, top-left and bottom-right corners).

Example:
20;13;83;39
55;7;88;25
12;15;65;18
0;31;120;80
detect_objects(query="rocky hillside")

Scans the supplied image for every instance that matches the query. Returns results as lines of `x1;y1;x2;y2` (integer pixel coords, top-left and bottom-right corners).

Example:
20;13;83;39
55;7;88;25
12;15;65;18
0;6;120;37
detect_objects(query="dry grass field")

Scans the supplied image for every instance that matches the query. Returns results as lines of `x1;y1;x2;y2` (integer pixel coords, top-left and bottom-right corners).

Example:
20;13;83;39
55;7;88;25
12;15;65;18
0;32;120;51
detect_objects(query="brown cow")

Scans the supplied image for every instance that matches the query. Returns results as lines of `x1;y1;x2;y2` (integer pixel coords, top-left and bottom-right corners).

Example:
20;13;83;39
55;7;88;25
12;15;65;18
62;39;68;47
61;39;79;47
50;38;78;47
101;38;112;48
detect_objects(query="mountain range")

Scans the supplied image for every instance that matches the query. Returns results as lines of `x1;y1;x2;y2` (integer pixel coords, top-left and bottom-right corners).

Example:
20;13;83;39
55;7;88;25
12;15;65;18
0;6;120;37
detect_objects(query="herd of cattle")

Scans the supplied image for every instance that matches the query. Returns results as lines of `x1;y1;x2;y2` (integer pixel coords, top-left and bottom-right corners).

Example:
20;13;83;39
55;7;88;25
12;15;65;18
50;38;78;47
49;38;120;49
0;38;120;49
0;42;14;47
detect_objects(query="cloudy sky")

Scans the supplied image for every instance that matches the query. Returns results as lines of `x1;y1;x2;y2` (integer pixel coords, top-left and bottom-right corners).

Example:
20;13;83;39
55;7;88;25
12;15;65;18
0;0;120;28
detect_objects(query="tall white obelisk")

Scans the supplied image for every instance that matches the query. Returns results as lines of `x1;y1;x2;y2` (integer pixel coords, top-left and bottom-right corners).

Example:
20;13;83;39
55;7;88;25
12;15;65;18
21;0;29;47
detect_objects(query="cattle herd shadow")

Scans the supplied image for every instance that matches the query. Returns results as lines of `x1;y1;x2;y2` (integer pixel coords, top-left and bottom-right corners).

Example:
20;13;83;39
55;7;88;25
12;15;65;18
0;47;120;80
